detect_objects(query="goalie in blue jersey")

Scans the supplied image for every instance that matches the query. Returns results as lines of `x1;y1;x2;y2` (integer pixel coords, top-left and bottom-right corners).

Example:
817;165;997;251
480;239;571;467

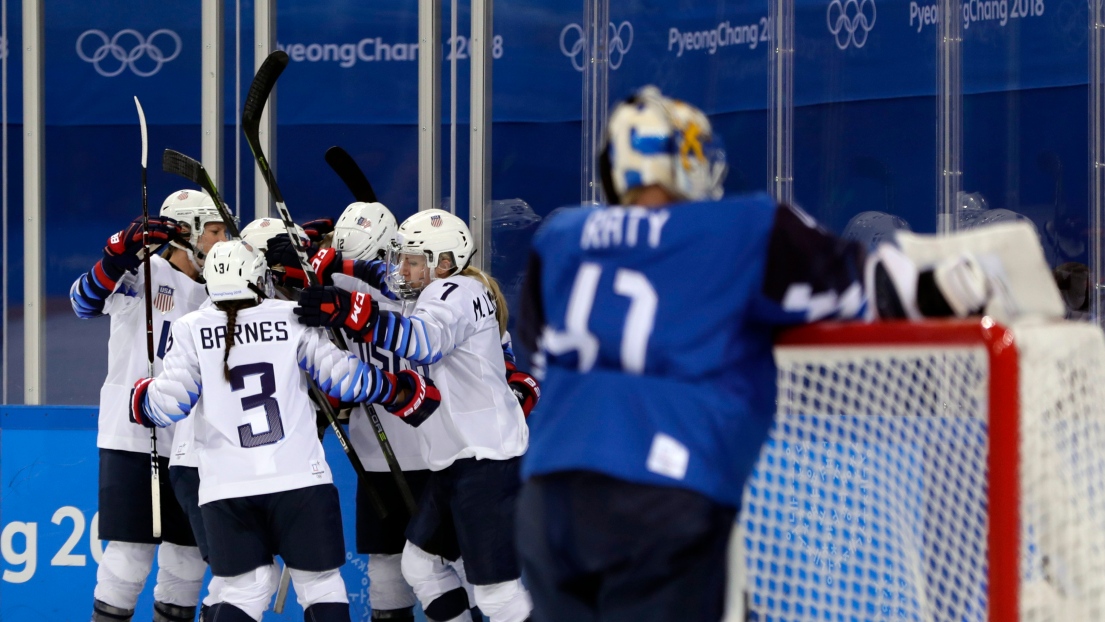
517;85;1011;622
514;86;870;622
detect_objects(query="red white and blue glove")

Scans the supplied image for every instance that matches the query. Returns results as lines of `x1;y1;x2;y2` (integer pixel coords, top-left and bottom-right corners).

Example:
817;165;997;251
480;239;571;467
265;233;319;289
505;361;540;417
301;217;336;244
129;377;158;428
309;247;343;286
384;369;441;427
103;216;182;272
294;285;379;340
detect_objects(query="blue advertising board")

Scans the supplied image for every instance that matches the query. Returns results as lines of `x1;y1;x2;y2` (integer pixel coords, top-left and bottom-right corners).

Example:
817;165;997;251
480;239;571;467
0;406;408;621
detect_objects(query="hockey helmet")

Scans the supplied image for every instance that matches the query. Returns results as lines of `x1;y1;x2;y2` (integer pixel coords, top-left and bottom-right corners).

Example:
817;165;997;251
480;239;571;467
332;202;398;261
385;209;474;299
600;85;727;205
240;217;310;252
160;189;228;260
203;240;272;302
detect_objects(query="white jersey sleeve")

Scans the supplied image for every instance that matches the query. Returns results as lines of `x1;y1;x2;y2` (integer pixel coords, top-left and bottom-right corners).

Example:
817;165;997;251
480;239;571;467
372;278;482;366
144;319;203;426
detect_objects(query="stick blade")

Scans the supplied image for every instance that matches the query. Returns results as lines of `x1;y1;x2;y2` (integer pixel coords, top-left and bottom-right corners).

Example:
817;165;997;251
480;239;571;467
162;149;203;185
243;50;290;132
325;146;378;203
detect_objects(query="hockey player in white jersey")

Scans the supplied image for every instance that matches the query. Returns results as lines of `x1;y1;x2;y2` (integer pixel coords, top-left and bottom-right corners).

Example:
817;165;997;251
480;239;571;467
130;240;441;622
71;189;227;622
277;201;488;622
295;209;533;622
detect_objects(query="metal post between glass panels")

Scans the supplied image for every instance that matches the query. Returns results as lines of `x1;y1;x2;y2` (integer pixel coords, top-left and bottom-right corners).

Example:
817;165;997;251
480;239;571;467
470;0;493;271
1091;0;1105;323
254;0;276;221
937;0;962;234
767;0;793;206
580;0;608;205
22;0;43;404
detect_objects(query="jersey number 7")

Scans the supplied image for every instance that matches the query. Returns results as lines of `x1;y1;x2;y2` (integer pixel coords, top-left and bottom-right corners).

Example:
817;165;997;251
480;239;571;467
542;262;657;374
230;362;286;448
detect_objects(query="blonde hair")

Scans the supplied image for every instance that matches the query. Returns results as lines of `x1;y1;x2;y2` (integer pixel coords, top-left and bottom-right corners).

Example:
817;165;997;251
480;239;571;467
461;266;509;336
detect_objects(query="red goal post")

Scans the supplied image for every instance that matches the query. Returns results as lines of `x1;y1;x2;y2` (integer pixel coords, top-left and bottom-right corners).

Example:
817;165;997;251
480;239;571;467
730;318;1105;621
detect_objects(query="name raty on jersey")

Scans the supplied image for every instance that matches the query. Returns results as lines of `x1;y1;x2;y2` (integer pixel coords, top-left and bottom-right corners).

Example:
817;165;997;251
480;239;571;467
519;193;865;507
333;273;430;472
96;254;208;454
159;300;338;505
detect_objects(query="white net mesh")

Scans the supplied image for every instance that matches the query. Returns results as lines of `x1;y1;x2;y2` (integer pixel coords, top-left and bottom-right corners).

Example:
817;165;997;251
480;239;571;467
738;320;1105;622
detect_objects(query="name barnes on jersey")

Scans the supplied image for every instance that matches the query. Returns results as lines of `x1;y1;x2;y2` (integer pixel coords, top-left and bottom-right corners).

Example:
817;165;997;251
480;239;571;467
199;320;291;350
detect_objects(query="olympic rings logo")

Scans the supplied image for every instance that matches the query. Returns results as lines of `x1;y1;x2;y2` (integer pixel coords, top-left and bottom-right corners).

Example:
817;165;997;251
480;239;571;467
827;0;876;50
76;29;182;77
559;21;633;72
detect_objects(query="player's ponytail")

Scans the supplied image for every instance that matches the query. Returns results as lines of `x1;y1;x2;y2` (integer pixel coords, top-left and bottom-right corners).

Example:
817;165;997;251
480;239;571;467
460;265;509;336
216;300;256;381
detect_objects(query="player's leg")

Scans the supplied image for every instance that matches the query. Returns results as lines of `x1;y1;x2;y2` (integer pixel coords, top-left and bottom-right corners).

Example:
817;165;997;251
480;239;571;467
521;471;736;622
449;457;531;622
446;556;486;622
402;470;476;622
402;542;477;622
201;496;279;621
93;449;163;620
93;542;157;621
153;466;204;622
168;465;213;619
357;469;433;621
270;484;351;621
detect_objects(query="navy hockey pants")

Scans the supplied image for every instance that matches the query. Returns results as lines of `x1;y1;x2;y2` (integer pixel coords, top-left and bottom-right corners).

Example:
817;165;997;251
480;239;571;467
516;470;737;622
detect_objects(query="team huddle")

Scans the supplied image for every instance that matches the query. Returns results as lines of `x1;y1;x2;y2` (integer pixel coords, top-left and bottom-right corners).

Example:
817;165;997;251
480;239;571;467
74;187;537;622
72;86;1022;622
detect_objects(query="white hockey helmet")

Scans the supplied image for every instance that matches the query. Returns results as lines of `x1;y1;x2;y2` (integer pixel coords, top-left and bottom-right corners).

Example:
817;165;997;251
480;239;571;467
203;240;271;302
332;202;398;260
385;209;474;299
600;85;727;204
240;217;309;252
160;189;226;260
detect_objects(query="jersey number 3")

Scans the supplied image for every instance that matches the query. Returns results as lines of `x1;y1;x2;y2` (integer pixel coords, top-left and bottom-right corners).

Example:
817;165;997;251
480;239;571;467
543;262;657;374
229;362;285;448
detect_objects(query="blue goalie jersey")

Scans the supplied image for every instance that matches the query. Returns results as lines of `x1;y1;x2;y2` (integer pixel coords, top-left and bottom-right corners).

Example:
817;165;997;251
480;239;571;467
518;193;865;507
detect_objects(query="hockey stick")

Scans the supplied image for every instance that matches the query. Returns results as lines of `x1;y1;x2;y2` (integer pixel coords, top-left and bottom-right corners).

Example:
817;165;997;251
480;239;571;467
159;146;389;515
134;96;162;539
324;146;378;203
243;51;417;514
273;560;293;614
161;149;240;238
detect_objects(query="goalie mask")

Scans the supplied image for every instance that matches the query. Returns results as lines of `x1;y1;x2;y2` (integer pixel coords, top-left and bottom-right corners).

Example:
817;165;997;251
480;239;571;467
203;240;273;302
600;85;727;205
240;217;310;252
160;189;228;264
332;201;398;261
385;209;474;299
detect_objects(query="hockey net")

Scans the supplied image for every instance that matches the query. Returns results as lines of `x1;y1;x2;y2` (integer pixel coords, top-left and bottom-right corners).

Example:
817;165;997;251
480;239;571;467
735;319;1105;621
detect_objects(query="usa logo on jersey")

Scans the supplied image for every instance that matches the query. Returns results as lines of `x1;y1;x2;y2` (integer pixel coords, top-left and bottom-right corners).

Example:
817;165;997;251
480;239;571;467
154;285;175;314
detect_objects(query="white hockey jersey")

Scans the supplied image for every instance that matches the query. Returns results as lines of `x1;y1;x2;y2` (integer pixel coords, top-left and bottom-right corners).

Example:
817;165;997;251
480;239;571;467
145;299;393;504
334;273;430;472
378;274;528;470
95;255;208;454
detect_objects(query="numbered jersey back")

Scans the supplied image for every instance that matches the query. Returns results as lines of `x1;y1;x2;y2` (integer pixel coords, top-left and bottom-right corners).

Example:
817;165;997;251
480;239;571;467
535;195;778;380
178;299;332;504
